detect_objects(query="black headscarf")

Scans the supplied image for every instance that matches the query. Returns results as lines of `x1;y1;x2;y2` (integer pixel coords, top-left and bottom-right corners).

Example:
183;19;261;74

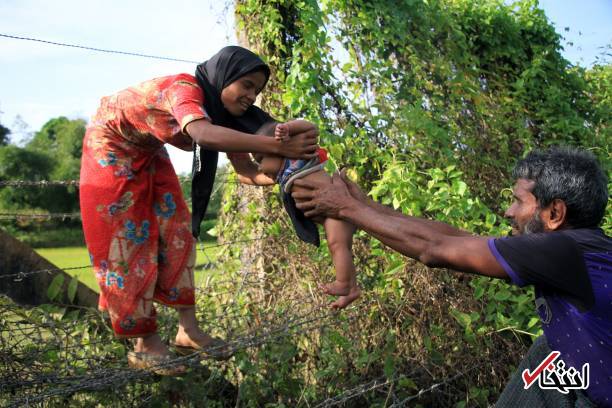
192;46;272;238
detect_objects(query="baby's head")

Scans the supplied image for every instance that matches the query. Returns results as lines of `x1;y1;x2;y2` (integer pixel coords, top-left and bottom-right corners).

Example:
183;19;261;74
253;122;284;180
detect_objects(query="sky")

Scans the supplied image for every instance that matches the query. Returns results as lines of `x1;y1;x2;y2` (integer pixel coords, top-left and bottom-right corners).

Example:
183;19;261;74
0;0;610;175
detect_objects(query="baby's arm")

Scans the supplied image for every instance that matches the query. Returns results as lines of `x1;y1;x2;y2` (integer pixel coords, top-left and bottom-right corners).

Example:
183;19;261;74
228;153;276;186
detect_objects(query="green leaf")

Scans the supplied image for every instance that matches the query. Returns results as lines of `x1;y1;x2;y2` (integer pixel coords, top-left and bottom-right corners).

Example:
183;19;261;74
392;196;401;209
67;275;78;303
493;290;511;301
527;317;540;329
268;221;281;237
328;330;350;350
385;259;405;275
47;274;65;301
207;225;218;237
451;309;471;328
398;376;418;391
384;354;395;378
454;181;467;196
474;285;485;299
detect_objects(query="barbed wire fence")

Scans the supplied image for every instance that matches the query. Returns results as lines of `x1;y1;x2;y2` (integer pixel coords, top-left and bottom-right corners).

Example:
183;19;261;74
0;176;380;407
0;172;506;407
0;175;504;407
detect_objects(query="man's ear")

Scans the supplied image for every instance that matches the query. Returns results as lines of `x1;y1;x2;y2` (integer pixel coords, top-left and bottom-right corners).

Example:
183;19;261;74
542;198;568;231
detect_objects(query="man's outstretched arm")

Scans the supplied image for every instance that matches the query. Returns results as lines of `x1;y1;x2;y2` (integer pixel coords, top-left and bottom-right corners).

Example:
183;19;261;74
292;172;507;279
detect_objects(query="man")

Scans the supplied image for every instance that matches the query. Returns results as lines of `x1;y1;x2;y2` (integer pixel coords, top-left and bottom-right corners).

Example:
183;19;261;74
292;147;610;407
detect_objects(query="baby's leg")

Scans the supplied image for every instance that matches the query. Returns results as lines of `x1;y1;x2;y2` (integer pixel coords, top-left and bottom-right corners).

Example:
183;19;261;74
322;217;358;296
275;123;289;141
293;170;361;307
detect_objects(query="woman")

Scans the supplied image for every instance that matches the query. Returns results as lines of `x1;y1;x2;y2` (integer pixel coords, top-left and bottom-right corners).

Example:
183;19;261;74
79;46;318;375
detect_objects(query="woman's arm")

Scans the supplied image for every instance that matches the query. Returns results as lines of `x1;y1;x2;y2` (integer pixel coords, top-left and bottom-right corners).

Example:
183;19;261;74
171;134;195;151
185;119;318;159
228;153;276;186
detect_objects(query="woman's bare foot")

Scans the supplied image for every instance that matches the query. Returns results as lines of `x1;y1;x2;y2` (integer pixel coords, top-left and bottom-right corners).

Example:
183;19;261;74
174;327;217;349
134;333;172;356
321;280;352;296
173;306;232;359
130;334;186;376
330;285;361;309
174;327;232;360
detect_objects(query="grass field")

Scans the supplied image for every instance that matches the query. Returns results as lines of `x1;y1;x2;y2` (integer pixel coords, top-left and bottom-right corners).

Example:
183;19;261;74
36;243;223;293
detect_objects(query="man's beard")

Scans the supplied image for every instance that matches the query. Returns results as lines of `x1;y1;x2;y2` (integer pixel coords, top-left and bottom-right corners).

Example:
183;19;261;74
523;211;545;235
510;211;545;236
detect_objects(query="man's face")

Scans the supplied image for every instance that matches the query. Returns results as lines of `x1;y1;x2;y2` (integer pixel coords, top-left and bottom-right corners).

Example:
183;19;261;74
504;178;545;236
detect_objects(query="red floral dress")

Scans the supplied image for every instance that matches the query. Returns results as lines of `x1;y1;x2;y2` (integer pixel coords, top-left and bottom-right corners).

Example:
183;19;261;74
80;74;208;337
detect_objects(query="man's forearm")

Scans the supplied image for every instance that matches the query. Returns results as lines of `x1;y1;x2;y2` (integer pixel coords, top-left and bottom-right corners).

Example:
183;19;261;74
338;194;508;278
339;199;441;262
363;197;472;237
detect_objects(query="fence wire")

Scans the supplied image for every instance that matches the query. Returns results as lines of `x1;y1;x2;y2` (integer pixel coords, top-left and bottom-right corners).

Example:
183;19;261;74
0;222;359;407
0;173;243;222
0;212;81;221
0;33;200;64
0;180;80;187
0;177;490;407
0;172;237;189
0;290;365;407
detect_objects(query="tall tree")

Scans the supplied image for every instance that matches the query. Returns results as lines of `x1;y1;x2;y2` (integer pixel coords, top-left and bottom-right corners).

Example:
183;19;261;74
0;145;55;210
0;123;10;146
27;117;86;180
0;117;85;213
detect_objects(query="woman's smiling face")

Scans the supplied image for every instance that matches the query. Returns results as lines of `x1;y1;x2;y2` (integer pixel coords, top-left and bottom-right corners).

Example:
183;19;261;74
221;70;267;116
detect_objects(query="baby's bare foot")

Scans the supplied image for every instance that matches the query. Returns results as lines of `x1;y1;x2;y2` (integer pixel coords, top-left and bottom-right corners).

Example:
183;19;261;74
275;123;289;141
330;286;361;309
322;280;352;296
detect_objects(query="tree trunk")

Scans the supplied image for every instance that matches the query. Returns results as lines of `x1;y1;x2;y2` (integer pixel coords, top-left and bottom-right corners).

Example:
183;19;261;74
0;229;98;307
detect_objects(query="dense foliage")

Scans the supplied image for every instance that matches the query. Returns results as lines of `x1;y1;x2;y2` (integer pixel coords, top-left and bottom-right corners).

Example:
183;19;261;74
210;0;611;406
1;0;609;406
0;117;86;245
0;116;84;213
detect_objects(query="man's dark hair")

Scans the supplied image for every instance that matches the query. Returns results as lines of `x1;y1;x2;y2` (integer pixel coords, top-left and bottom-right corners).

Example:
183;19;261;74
512;146;609;228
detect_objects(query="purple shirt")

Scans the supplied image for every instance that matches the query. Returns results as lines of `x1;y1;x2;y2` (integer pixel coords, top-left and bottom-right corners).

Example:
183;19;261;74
489;228;611;407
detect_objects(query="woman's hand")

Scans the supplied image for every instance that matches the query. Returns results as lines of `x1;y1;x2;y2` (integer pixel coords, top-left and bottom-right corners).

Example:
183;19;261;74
276;120;319;159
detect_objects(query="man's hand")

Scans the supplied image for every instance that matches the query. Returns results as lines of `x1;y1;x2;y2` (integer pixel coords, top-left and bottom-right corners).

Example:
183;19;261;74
292;172;355;219
338;169;369;202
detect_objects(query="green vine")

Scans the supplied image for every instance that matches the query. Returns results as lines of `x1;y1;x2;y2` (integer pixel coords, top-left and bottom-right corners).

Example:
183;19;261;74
215;0;611;406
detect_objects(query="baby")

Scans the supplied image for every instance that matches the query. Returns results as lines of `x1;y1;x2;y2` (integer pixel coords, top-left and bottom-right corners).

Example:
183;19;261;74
253;120;361;309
